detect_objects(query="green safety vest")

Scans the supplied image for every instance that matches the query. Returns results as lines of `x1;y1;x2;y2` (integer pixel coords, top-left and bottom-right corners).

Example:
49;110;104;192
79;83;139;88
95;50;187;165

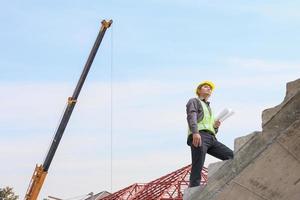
188;99;216;136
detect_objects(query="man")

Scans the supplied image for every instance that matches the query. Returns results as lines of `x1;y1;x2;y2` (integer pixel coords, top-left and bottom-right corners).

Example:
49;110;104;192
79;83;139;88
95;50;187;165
186;81;233;188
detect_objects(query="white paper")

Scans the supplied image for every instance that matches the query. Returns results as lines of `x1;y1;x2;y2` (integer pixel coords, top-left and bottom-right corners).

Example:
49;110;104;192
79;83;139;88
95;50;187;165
215;108;235;122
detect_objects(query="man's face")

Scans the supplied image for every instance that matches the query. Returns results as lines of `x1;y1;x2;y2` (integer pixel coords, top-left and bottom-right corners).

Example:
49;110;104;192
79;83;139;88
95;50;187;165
198;84;212;97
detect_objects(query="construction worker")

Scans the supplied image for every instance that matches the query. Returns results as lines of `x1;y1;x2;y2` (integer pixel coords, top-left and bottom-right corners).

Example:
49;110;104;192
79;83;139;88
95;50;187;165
186;81;233;187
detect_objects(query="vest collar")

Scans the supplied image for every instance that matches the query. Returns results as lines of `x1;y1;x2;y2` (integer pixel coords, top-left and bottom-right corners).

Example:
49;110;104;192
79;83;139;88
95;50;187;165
198;97;210;105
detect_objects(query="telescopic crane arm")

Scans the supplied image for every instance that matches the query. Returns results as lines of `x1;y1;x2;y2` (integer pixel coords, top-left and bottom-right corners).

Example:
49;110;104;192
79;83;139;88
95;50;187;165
24;19;112;200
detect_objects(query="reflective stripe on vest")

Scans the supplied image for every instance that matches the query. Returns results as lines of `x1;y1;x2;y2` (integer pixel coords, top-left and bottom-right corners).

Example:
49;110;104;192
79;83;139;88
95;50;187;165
188;99;216;136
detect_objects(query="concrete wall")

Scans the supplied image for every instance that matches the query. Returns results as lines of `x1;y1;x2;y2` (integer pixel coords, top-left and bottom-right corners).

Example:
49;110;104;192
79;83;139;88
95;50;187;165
190;78;300;200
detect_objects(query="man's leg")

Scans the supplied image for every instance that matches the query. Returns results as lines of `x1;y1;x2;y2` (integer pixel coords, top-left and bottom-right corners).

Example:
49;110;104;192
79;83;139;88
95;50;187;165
189;145;207;187
189;132;212;187
207;139;233;160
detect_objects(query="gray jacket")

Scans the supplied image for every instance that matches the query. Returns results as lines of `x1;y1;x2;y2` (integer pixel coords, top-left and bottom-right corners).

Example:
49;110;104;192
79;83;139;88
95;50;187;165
186;98;218;134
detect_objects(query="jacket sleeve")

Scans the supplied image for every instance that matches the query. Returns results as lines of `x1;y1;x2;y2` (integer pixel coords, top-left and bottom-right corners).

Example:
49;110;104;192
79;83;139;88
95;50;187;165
186;98;202;134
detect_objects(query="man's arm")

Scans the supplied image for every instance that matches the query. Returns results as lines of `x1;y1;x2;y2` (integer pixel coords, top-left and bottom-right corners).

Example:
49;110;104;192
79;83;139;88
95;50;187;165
186;98;201;133
186;98;203;147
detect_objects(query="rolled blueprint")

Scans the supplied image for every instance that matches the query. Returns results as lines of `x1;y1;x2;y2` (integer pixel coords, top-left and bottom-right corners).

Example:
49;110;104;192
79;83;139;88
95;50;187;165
215;108;235;122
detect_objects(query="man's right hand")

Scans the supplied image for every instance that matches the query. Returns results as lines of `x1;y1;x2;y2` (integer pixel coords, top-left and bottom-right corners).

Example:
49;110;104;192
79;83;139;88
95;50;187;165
192;133;201;147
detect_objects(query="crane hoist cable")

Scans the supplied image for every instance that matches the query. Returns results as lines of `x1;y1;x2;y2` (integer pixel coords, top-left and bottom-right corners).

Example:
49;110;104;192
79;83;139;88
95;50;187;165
110;24;114;193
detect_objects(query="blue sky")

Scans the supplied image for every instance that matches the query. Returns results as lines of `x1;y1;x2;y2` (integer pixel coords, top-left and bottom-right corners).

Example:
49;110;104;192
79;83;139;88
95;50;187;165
1;1;300;199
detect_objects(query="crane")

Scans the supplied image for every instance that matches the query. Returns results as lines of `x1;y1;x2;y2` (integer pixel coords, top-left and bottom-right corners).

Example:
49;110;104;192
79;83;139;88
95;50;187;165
24;19;113;200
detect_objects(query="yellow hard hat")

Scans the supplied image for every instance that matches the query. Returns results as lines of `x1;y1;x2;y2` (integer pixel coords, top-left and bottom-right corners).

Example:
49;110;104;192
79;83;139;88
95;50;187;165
195;81;215;95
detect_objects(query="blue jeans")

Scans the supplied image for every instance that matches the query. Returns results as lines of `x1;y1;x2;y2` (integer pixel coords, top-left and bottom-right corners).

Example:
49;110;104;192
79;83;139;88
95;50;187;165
188;130;234;187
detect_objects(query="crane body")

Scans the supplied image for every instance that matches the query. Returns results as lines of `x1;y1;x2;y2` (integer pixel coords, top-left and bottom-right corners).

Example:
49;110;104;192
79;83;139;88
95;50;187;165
24;19;112;200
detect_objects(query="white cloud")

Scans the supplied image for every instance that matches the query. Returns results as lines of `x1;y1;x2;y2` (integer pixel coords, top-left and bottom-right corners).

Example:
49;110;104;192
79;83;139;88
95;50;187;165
0;75;293;198
0;81;188;198
213;57;300;91
251;3;300;20
227;57;300;72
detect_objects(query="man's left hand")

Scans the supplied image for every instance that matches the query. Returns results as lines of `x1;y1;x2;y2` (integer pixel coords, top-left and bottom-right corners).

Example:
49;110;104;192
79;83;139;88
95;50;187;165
214;120;221;128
